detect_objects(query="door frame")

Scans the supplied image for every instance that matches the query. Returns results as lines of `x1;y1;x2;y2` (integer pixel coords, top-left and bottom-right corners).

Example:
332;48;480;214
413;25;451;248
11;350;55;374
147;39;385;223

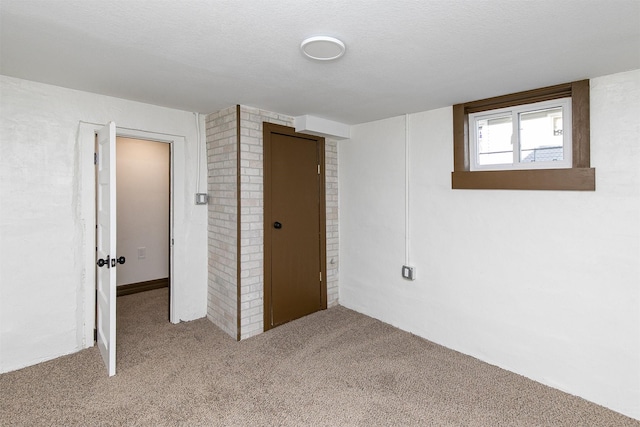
79;122;180;348
263;123;327;331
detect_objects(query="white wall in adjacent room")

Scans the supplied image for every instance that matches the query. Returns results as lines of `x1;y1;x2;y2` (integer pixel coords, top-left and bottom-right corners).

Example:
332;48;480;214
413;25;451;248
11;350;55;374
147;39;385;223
339;69;640;419
116;137;170;286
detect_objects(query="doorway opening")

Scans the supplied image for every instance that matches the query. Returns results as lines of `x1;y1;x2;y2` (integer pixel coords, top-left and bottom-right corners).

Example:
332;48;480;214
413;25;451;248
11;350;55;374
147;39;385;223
86;121;178;376
113;137;171;312
94;135;171;330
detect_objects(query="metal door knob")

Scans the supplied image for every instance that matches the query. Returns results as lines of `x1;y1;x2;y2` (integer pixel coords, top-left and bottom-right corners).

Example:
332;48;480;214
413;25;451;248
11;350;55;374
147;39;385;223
117;256;126;265
274;221;282;229
97;256;110;268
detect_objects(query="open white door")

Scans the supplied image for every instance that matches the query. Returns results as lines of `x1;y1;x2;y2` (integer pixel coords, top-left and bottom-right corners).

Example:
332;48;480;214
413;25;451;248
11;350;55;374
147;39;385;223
96;121;117;376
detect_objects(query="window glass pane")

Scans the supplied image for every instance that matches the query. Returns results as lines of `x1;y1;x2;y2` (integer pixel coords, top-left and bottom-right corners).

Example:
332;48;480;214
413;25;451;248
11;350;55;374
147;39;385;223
476;116;513;165
519;107;564;163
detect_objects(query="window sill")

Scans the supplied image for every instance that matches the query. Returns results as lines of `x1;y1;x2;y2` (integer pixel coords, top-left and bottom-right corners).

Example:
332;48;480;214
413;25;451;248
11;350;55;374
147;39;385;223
451;167;595;191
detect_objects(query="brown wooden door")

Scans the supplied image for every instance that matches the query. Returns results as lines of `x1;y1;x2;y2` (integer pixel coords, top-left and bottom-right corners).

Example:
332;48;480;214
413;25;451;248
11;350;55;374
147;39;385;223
264;123;326;329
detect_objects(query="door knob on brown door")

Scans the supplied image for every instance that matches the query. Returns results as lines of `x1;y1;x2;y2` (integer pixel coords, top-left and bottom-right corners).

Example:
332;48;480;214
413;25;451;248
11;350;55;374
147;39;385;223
274;222;282;229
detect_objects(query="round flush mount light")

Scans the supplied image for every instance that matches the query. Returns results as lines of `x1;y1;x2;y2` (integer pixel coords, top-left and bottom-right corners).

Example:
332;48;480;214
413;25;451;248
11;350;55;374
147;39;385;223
300;36;345;61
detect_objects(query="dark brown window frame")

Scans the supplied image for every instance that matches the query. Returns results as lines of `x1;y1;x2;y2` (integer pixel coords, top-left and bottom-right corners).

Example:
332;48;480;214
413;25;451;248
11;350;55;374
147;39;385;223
452;80;595;190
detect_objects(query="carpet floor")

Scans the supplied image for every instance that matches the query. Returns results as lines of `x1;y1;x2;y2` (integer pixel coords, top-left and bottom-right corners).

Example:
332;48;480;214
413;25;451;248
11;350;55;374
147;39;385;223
1;288;637;426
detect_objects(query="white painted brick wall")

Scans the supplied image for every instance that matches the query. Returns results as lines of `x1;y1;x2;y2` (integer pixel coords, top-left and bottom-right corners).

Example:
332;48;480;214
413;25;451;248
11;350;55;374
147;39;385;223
207;105;339;341
325;138;339;308
206;106;238;338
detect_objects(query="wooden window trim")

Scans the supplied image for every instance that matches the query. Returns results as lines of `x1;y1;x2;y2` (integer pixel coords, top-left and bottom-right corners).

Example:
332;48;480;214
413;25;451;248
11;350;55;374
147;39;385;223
452;80;595;190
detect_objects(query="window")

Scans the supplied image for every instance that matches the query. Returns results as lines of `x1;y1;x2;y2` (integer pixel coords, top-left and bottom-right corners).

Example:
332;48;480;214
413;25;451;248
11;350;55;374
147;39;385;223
470;98;571;170
452;80;595;190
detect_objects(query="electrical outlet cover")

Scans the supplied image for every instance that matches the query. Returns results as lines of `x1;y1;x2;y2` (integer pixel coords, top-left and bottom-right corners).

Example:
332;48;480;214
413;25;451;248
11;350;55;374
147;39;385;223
402;265;415;280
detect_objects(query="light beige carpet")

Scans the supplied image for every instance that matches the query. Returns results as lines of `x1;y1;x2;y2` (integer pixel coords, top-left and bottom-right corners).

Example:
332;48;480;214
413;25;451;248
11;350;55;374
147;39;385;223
1;288;637;426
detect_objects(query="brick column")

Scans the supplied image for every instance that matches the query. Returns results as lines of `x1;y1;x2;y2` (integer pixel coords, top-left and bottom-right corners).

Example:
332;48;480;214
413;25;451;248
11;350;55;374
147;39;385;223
207;106;339;340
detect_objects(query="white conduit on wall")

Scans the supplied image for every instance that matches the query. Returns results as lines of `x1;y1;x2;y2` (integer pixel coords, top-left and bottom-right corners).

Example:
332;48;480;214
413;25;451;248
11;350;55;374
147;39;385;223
405;113;410;266
194;112;202;194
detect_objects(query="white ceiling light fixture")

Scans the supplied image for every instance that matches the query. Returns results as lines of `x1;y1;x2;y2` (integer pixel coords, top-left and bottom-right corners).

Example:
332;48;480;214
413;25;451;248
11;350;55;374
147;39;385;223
301;36;346;61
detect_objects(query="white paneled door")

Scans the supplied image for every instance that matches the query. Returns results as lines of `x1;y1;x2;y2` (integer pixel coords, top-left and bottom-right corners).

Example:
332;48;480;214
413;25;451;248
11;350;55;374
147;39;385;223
96;122;117;376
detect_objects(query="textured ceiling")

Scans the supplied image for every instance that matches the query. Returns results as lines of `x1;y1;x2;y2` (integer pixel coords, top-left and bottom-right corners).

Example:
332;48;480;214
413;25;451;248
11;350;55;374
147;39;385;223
1;0;639;125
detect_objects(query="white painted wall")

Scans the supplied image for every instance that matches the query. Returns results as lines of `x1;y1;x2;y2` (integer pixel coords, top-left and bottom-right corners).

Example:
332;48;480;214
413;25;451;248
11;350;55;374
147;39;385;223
0;76;208;373
116;137;169;286
339;69;640;420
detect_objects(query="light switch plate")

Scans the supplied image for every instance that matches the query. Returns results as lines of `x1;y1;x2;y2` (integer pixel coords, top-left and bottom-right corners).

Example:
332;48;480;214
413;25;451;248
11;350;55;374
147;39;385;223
195;193;208;205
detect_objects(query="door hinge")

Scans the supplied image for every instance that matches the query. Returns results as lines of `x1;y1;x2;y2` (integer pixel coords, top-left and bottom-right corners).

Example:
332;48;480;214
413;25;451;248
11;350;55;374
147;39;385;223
317;164;320;175
94;153;98;165
93;328;97;341
320;271;322;282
